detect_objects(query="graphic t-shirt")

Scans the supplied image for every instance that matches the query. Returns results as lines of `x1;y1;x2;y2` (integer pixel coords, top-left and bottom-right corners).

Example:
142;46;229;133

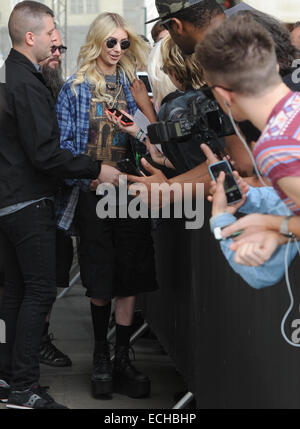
253;91;300;215
86;74;130;167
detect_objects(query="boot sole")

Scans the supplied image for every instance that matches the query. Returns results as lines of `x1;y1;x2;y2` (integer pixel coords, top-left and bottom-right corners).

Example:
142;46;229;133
6;403;32;409
114;377;151;399
91;379;113;398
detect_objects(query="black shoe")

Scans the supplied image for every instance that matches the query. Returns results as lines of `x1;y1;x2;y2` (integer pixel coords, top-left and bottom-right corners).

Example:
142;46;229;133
40;333;72;367
0;379;10;403
113;345;150;398
91;341;113;398
6;384;68;409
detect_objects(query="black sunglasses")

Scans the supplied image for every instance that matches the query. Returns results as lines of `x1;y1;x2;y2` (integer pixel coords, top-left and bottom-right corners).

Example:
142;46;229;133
106;38;131;50
50;45;67;54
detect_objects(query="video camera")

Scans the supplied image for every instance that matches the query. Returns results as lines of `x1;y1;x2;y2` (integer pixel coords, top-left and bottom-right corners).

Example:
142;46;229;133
147;88;235;147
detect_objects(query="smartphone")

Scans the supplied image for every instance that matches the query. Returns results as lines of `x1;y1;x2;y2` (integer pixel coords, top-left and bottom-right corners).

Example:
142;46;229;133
106;108;134;126
117;158;143;177
137;72;153;97
208;160;243;205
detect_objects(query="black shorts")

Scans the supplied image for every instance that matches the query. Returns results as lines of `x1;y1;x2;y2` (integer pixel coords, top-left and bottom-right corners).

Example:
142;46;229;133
76;191;158;300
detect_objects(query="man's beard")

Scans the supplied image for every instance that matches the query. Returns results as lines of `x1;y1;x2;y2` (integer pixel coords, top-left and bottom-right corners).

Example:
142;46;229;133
42;64;65;101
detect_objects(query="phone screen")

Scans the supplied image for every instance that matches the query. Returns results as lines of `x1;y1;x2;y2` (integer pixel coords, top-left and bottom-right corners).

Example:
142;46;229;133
209;161;242;205
107;108;121;117
137;73;153;95
120;114;133;125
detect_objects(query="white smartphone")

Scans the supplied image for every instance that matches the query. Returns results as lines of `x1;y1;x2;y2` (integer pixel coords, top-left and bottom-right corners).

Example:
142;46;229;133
137;72;153;97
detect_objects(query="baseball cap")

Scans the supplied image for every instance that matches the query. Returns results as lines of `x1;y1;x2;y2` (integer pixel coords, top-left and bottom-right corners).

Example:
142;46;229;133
225;2;256;18
145;0;205;25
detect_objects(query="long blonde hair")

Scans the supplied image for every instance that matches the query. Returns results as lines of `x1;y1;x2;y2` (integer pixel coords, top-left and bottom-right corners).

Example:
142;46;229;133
147;39;177;112
72;13;149;104
161;35;204;90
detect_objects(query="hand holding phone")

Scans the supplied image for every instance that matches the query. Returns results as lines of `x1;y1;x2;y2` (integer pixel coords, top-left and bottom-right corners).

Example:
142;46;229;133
208;160;243;205
136;72;153;97
106;108;134;126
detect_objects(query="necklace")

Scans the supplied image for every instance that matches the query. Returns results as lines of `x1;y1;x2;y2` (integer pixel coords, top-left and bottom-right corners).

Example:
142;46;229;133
96;65;122;109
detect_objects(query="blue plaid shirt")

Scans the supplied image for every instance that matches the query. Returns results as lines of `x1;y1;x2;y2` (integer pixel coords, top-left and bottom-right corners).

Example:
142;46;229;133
55;69;138;231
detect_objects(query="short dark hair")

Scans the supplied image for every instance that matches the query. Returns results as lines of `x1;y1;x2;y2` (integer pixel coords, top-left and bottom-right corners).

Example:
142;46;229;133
9;1;54;45
173;0;224;29
196;13;281;96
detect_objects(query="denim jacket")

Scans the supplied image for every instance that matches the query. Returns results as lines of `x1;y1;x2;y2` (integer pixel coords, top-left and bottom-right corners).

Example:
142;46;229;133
210;186;298;289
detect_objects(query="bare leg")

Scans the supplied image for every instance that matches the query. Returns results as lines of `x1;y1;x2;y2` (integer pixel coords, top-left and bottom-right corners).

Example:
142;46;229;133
114;296;136;326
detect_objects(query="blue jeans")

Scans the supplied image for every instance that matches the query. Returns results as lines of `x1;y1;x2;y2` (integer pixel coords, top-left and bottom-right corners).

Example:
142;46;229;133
0;199;57;390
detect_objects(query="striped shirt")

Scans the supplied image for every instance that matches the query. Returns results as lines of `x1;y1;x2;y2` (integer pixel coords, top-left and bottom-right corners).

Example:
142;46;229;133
254;91;300;215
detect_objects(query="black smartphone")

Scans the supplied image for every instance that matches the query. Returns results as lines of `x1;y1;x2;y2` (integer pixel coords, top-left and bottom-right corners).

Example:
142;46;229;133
137;72;153;97
208;160;243;205
106;108;134;126
117;158;143;177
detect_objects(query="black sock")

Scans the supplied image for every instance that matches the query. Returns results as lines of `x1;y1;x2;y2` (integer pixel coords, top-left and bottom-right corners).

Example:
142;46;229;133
90;302;111;343
116;324;133;348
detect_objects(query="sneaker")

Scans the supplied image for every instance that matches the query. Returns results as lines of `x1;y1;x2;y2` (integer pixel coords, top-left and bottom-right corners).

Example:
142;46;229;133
113;345;150;398
0;379;10;403
6;384;68;409
40;333;72;367
91;341;113;398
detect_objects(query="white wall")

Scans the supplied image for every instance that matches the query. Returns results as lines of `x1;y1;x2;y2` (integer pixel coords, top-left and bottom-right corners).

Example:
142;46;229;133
144;0;158;43
246;0;300;22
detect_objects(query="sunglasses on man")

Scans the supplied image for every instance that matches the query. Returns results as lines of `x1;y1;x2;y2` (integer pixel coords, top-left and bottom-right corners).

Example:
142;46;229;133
106;38;131;50
50;45;67;55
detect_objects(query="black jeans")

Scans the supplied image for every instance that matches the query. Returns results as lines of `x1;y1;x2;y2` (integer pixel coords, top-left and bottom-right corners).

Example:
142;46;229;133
56;229;74;289
0;200;57;390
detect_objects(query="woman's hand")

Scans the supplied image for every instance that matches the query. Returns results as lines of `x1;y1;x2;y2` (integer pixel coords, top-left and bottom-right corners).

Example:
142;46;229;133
130;79;152;110
200;143;249;216
208;171;248;216
230;230;285;267
105;109;139;138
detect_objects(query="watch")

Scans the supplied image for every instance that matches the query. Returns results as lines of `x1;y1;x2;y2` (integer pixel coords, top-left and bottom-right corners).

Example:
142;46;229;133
214;227;224;241
279;215;296;239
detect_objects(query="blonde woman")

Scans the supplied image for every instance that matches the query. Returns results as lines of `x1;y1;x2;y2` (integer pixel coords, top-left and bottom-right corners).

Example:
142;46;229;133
56;13;157;400
147;39;177;112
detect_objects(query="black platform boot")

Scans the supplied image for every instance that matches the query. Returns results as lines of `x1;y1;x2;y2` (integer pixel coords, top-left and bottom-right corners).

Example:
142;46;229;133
91;340;113;398
113;345;150;398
